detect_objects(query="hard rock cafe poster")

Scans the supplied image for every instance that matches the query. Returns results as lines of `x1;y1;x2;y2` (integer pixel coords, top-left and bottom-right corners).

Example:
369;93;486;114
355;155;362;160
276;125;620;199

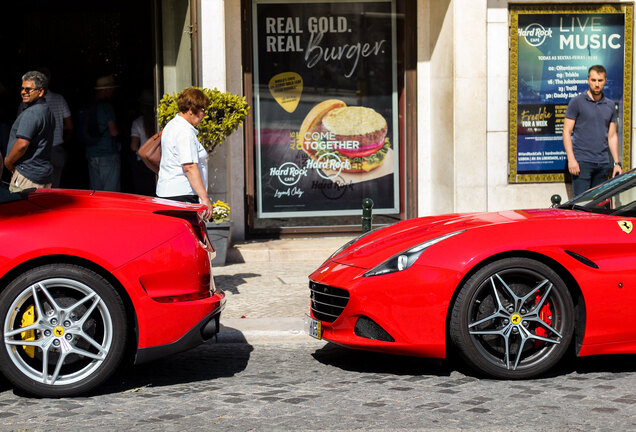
252;0;399;218
509;4;632;183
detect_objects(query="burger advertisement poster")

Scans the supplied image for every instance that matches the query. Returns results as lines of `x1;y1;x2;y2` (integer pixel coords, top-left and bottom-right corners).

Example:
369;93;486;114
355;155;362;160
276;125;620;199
252;0;399;218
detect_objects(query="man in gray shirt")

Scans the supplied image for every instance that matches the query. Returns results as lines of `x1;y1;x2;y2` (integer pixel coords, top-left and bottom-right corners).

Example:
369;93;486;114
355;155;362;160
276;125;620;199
4;71;54;192
563;64;622;196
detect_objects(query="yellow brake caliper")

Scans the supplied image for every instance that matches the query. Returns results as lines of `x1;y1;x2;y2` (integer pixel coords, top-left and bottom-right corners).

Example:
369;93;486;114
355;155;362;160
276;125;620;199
20;306;35;358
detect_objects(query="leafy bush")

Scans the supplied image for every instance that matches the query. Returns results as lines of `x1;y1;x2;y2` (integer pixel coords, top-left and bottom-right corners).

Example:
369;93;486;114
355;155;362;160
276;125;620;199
157;88;249;154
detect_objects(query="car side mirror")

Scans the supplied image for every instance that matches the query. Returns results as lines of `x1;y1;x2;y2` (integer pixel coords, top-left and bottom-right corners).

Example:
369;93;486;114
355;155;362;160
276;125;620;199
550;194;562;208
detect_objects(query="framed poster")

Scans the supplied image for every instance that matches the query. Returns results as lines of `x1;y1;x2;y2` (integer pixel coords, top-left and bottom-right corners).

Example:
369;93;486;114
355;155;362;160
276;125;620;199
252;0;400;218
509;4;633;183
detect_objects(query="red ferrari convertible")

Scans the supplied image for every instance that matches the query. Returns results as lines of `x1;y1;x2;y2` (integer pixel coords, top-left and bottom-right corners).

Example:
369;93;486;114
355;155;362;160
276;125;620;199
309;169;636;379
0;187;225;397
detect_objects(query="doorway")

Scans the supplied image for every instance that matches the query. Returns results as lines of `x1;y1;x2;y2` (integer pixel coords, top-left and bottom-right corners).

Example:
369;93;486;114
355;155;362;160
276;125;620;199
0;0;156;192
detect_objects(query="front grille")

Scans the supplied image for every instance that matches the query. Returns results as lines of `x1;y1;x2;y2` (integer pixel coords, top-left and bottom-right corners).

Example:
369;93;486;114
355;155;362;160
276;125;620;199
309;281;350;323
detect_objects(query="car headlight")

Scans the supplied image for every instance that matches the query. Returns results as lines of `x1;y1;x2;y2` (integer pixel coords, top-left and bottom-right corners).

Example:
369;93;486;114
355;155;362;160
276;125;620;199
363;230;465;277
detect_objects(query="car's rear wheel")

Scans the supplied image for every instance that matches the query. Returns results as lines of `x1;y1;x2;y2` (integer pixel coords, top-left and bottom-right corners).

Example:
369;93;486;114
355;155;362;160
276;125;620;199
0;264;127;397
450;258;574;379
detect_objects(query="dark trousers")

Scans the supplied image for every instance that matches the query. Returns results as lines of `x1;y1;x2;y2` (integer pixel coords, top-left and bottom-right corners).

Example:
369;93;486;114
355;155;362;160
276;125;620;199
157;194;199;204
572;162;611;196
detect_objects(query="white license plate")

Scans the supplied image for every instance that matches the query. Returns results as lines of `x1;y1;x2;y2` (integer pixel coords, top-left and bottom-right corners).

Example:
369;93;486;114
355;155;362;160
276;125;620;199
306;316;322;340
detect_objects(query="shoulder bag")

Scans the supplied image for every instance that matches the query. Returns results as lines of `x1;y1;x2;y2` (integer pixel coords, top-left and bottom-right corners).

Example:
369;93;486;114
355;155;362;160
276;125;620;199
138;131;162;174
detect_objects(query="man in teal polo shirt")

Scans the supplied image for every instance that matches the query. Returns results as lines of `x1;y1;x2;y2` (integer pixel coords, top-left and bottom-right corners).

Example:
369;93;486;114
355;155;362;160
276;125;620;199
563;64;622;196
4;71;54;192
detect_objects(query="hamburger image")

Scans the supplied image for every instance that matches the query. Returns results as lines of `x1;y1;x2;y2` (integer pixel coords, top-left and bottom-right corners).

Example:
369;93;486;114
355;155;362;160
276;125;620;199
299;99;390;173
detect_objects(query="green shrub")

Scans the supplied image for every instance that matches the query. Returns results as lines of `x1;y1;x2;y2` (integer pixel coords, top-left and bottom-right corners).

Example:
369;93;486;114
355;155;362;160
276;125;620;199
157;87;250;154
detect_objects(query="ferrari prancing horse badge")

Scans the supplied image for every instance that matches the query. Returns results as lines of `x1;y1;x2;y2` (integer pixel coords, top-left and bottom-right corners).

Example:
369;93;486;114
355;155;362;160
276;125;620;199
618;221;633;234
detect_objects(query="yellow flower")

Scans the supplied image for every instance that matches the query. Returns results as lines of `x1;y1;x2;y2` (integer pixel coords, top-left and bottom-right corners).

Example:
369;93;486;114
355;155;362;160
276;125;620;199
211;200;230;223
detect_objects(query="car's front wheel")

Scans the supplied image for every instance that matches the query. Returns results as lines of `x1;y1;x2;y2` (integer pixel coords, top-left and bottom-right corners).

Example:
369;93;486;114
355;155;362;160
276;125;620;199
450;258;574;379
0;264;127;397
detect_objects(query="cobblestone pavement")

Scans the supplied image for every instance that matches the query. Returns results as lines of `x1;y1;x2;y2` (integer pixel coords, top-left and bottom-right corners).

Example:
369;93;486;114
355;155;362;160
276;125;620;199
1;256;635;430
0;341;634;431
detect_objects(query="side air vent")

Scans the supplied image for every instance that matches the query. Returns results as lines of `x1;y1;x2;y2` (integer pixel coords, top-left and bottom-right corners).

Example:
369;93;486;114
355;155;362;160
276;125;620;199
354;316;395;342
565;250;599;269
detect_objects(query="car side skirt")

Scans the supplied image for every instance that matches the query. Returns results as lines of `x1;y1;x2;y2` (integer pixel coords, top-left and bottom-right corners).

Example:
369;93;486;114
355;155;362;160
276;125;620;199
578;339;636;357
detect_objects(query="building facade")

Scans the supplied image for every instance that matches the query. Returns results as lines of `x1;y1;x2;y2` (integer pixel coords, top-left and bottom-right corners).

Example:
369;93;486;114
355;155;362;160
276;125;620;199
193;0;635;242
5;1;625;241
0;1;630;241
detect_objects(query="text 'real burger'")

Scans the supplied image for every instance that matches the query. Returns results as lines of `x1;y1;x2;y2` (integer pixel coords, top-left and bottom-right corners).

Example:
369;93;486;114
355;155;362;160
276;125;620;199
299;99;389;173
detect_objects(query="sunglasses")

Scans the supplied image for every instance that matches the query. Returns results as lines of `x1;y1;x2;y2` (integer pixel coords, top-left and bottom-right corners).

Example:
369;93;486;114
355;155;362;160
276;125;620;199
21;87;41;94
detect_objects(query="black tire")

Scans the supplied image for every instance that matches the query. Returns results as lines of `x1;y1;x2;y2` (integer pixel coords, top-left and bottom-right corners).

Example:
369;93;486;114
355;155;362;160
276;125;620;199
450;258;574;379
0;264;127;397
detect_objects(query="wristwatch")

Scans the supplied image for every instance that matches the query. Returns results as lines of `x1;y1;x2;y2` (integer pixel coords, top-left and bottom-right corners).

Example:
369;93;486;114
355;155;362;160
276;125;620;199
614;162;622;166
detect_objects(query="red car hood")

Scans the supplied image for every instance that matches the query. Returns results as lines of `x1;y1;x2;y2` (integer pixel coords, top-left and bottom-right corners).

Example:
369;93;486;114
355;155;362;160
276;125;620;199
27;189;205;214
331;208;602;268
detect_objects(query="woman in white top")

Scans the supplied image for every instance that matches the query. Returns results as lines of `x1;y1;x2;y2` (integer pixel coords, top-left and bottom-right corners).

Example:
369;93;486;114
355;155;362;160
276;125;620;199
156;88;213;220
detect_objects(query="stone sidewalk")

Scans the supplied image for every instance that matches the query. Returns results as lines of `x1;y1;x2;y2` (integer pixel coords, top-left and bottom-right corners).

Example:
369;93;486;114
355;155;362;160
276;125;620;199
213;237;352;343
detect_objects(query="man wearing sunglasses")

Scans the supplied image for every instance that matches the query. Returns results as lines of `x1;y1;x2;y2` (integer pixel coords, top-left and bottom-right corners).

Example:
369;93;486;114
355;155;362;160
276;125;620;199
4;71;55;192
3;71;54;192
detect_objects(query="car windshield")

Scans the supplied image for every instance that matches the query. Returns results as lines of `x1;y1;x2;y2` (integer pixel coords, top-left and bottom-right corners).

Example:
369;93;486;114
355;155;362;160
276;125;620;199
558;169;636;216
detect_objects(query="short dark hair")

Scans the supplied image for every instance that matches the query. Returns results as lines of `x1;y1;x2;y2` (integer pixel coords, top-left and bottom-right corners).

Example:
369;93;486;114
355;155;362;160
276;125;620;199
588;65;607;76
22;70;49;91
177;88;209;114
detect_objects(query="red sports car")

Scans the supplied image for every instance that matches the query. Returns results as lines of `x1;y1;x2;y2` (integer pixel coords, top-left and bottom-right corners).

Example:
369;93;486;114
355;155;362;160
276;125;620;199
308;169;636;379
0;187;225;397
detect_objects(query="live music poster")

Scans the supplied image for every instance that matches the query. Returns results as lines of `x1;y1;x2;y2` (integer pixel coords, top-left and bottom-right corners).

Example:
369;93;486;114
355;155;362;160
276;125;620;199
509;4;632;183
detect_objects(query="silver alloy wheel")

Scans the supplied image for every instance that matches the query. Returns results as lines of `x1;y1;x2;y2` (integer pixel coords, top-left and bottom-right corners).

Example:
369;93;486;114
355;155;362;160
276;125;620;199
450;258;574;379
3;277;113;386
467;269;565;371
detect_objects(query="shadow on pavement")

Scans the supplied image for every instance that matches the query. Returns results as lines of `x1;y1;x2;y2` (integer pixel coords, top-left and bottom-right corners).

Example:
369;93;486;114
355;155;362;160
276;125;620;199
463;353;636;380
94;337;254;396
312;343;636;380
312;342;452;377
450;352;636;381
506;353;636;380
213;273;260;295
0;374;12;394
559;353;636;376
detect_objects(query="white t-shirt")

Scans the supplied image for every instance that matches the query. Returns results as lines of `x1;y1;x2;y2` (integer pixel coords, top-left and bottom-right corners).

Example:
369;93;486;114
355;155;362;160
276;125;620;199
130;116;149;145
156;114;208;197
130;116;149;161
